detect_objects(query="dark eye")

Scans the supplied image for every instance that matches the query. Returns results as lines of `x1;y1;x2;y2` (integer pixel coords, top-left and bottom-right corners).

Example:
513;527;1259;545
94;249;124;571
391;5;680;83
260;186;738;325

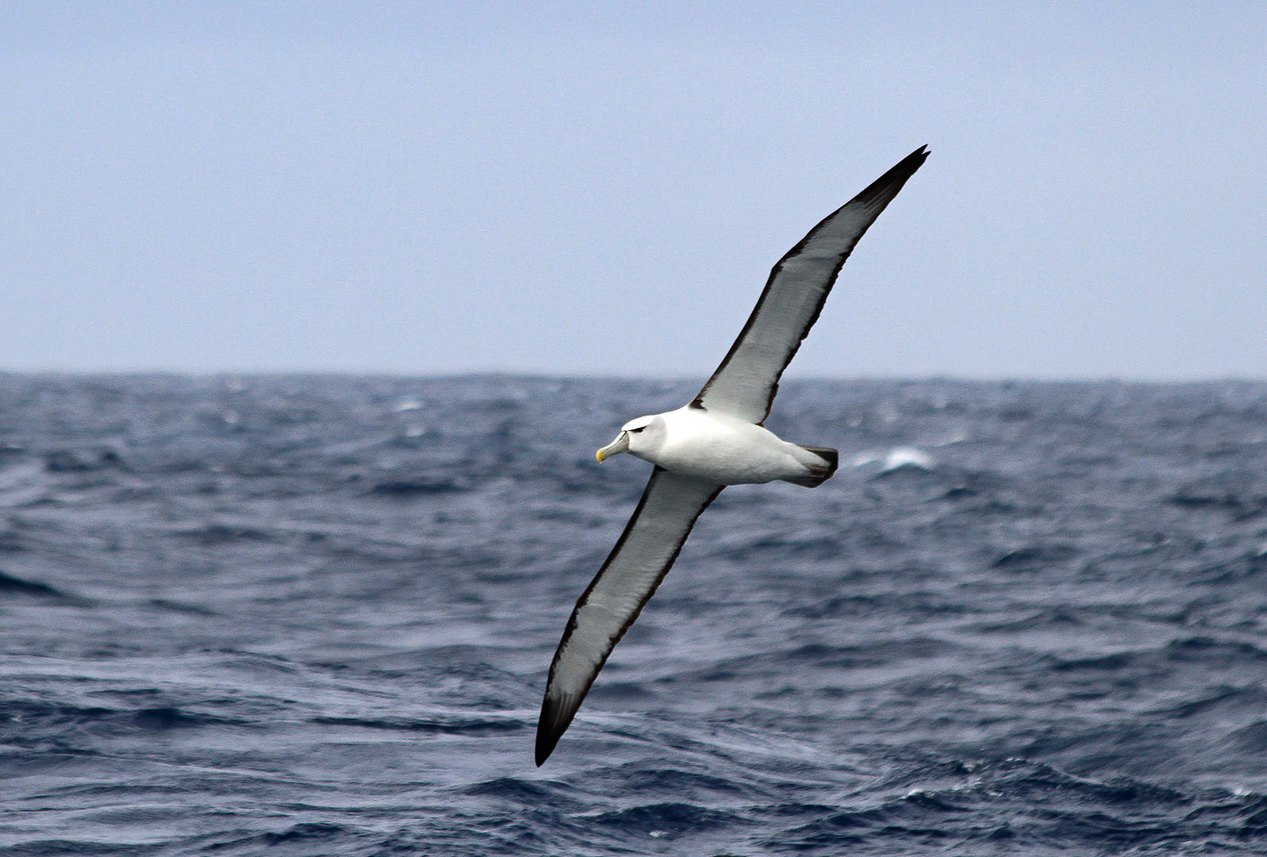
629;427;645;433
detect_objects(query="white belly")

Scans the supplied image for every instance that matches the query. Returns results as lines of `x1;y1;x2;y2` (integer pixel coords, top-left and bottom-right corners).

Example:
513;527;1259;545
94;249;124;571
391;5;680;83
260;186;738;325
633;407;811;485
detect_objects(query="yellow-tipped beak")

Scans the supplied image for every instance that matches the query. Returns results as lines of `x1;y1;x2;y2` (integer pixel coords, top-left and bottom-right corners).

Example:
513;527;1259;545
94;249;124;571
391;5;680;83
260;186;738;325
596;431;630;463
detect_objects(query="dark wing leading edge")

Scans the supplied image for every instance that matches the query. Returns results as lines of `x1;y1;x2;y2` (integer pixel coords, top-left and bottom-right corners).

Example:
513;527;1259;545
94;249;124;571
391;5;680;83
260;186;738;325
692;146;930;424
536;468;723;765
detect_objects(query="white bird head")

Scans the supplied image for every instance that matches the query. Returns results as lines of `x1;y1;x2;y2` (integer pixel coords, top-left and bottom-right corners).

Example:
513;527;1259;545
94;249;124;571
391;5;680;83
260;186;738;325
596;414;663;462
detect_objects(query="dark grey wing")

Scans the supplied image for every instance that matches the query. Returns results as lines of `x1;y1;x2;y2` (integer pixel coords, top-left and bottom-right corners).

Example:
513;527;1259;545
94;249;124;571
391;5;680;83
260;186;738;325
536;468;723;765
693;146;930;424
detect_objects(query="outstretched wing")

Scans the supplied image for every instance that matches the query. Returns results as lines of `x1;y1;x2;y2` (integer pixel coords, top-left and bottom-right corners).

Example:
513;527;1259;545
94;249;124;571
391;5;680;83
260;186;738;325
536;468;723;765
693;146;930;424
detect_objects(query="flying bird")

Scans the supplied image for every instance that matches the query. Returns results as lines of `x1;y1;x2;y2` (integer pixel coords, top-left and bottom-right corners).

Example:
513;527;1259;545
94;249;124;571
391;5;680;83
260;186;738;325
536;146;930;765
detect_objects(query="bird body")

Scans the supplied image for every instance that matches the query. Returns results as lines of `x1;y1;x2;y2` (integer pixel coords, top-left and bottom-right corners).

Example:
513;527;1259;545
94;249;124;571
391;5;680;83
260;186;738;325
598;405;836;486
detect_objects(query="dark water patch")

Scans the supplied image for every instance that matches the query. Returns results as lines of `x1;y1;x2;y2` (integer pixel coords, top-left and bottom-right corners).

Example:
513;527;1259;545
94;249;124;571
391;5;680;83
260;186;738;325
1167;474;1267;521
589;764;755;802
1169;489;1265;515
869;756;977;793
1034;808;1173;851
587;680;656;703
1231;720;1267;754
1048;651;1139;672
190;823;363;855
0;528;24;553
1237;797;1267;837
591;801;741;836
0;699;111;730
132;706;207;730
978;760;1189;807
1;840;155;857
0;699;247;742
0;568;69;599
974;606;1086;633
311;714;526;735
781;593;890;621
675;636;961;686
145;597;222;617
172;521;283;546
460;777;595;825
1156;685;1267;719
715;534;849;563
463;777;558;801
367;477;467;497
261;822;350;846
998;405;1034;422
1166;635;1267;665
1190;551;1267;583
42;447;126;473
775;761;1212;854
1181;793;1267;837
989;543;1079;571
776;796;964;852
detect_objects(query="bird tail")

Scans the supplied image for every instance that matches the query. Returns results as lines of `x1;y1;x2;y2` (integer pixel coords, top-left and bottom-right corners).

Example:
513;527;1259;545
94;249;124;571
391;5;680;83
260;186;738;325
784;445;838;487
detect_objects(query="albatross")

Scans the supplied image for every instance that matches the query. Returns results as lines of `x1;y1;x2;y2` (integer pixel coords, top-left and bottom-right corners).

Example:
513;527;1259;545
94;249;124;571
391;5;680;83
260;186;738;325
536;146;930;765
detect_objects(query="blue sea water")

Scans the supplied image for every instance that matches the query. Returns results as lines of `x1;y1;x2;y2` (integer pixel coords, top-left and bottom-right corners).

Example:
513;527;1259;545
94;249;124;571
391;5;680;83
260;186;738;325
1;373;1266;855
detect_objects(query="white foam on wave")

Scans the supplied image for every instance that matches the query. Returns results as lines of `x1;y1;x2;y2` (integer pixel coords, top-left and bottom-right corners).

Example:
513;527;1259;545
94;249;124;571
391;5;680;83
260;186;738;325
883;446;934;471
850;446;935;472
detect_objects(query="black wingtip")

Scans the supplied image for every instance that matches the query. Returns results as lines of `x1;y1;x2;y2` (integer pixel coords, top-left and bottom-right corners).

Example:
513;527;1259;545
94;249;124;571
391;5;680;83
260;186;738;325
534;728;556;767
899;144;932;175
534;692;576;766
906;144;932;163
854;145;930;212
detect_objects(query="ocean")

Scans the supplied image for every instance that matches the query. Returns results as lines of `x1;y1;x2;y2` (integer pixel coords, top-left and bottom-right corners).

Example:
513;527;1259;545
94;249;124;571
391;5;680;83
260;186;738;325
2;373;1265;855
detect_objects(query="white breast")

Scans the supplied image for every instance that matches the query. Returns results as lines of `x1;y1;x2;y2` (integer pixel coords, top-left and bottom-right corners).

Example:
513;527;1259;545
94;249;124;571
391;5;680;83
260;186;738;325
632;406;810;485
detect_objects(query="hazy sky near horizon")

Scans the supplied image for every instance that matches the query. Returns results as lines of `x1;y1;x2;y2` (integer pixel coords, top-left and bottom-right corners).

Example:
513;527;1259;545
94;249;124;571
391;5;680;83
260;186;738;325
3;2;1264;380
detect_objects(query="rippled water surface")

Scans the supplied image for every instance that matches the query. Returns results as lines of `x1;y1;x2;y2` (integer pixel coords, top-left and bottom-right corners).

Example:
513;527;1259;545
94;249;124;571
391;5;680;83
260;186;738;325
2;374;1266;855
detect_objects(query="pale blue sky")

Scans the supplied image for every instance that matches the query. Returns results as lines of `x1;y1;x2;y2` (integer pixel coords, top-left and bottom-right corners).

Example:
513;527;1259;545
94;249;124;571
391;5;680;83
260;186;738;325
3;2;1264;379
